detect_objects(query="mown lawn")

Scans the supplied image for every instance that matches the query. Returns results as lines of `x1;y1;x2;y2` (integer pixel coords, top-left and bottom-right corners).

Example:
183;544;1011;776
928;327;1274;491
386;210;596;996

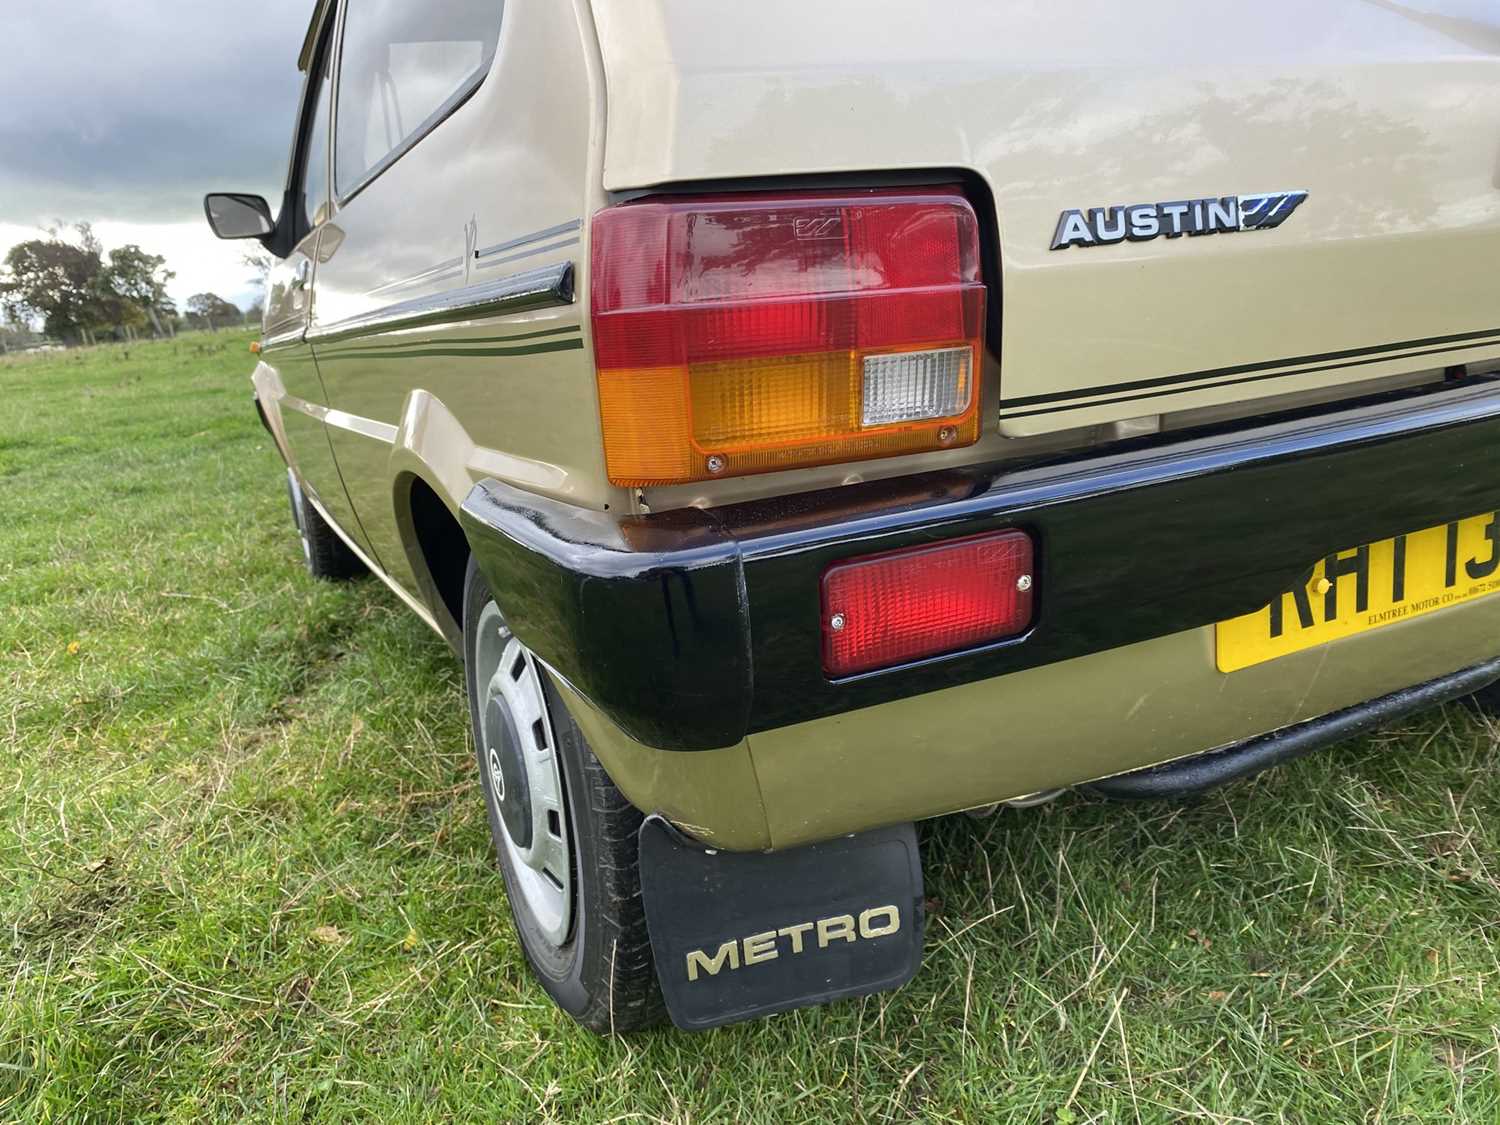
3;332;1500;1122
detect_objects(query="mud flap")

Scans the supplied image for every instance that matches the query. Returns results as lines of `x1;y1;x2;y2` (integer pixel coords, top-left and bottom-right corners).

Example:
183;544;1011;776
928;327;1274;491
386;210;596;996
638;816;924;1030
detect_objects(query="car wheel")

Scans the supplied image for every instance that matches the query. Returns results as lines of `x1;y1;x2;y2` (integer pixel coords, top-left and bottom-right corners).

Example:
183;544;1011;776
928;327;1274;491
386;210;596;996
286;468;365;580
462;557;664;1033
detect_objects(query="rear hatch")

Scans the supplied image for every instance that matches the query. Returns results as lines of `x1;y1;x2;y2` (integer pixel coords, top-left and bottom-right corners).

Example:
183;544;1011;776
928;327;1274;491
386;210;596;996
591;0;1500;435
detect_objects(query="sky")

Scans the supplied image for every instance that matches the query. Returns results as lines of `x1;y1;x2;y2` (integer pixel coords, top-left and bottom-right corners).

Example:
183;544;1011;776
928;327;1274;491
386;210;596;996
0;0;315;311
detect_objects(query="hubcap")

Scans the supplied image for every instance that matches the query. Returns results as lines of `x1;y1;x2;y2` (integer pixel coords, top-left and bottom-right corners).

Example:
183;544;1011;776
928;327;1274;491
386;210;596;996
473;601;572;946
483;693;531;847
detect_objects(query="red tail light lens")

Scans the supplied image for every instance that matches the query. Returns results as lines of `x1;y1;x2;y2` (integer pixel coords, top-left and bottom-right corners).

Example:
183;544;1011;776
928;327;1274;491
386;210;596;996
590;188;985;485
820;530;1034;677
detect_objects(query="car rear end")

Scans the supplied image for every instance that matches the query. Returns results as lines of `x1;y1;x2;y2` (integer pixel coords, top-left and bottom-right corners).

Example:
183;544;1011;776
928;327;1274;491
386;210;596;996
460;0;1500;1026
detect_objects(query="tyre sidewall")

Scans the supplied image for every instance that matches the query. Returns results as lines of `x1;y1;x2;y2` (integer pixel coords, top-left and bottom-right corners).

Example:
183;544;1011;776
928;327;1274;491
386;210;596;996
292;475;363;580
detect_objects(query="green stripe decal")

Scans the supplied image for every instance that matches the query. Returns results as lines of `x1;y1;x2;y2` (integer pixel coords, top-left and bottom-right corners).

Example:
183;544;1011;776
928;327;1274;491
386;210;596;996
318;324;581;359
429;324;582;343
317;339;585;361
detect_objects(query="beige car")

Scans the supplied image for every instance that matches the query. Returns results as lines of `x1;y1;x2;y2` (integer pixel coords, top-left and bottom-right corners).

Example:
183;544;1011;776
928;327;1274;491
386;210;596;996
207;0;1500;1030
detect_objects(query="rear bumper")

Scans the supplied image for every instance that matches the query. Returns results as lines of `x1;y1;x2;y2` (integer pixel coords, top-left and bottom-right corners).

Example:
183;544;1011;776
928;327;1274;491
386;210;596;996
461;379;1500;753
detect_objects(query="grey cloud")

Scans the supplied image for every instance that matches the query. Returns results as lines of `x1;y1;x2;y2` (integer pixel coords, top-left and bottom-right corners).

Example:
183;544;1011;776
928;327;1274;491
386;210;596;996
0;0;315;225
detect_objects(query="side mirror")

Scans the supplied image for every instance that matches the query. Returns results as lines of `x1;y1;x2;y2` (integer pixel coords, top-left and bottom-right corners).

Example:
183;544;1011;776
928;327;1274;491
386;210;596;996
204;193;275;241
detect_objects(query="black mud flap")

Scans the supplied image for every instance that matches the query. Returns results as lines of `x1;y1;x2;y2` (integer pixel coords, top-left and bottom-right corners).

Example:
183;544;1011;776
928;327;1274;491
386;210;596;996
638;817;924;1030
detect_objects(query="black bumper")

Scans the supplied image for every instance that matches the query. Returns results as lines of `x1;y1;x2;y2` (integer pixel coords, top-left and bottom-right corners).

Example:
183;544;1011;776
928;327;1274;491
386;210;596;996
461;380;1500;752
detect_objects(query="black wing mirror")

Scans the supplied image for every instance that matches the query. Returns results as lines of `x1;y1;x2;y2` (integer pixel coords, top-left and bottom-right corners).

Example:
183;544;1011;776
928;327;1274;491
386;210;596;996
204;193;275;241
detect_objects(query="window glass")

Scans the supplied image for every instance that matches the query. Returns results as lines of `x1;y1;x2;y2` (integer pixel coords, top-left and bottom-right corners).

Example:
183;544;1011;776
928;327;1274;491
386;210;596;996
335;0;503;196
301;57;333;230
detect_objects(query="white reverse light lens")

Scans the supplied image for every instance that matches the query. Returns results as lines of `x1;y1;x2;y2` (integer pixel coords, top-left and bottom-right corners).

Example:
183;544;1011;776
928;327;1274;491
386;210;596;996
860;346;973;428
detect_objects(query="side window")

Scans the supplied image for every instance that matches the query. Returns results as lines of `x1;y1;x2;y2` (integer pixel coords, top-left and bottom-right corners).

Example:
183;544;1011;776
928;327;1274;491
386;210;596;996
335;0;503;197
300;50;334;232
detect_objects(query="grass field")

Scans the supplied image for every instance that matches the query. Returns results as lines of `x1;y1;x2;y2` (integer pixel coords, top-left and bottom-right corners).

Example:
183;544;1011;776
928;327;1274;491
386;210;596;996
5;333;1500;1122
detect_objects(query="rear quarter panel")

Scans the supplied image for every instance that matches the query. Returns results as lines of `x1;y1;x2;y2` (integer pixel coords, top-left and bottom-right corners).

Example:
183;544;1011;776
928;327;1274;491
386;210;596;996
308;0;619;602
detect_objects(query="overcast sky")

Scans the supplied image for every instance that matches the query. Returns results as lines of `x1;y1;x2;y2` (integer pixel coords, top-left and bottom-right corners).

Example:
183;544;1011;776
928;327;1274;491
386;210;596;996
0;1;314;310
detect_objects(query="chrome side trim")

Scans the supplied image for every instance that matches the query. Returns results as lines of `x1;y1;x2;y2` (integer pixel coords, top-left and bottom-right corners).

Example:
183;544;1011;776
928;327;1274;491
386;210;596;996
308;262;574;344
280;394;325;421
475;236;580;271
475;219;582;261
325;408;398;443
282;394;398;443
262;326;305;350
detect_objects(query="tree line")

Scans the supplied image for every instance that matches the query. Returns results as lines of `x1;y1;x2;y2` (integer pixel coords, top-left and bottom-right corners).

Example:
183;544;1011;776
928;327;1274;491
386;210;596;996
0;224;257;348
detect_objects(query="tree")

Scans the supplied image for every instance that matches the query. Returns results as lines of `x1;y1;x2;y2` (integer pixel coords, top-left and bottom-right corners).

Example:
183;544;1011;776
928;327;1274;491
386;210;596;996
0;224;173;344
0;235;109;344
186;292;243;331
0;309;43;353
72;221;102;257
105;245;176;338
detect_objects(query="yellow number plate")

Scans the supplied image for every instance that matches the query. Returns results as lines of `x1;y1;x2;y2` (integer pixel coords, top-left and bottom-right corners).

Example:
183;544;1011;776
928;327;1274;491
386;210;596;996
1216;511;1500;673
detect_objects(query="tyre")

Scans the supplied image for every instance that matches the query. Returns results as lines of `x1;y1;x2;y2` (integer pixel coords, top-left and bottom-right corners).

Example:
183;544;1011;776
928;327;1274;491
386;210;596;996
462;557;664;1033
285;468;365;580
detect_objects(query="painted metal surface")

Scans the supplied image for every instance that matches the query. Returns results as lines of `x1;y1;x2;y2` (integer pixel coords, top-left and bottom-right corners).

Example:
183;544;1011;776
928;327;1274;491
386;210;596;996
590;0;1500;436
256;0;379;563
746;586;1500;849
288;0;614;603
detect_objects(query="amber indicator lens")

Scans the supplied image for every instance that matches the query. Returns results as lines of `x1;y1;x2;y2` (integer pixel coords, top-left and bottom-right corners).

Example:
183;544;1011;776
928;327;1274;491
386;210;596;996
590;188;985;485
820;530;1034;677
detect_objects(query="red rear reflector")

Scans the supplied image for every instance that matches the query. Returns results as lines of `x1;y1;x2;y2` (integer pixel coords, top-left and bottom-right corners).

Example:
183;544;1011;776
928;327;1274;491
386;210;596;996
820;530;1034;677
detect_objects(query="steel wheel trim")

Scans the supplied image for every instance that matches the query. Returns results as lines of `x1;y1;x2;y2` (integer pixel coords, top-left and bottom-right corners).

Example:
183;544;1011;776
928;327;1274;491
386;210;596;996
474;600;573;947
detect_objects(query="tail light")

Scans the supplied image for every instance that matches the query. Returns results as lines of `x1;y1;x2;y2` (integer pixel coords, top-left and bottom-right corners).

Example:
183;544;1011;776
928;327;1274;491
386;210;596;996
820;530;1034;677
590;188;985;486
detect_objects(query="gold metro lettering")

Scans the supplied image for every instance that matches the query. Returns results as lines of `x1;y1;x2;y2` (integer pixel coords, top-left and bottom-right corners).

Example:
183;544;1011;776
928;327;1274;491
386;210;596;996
683;905;902;983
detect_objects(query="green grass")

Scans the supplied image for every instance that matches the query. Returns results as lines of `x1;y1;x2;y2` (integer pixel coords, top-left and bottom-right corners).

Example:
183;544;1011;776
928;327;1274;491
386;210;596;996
4;333;1500;1122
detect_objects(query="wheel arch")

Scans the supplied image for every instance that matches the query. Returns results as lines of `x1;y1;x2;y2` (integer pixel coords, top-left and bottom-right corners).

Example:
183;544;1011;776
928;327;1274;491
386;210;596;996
389;386;589;650
388;389;483;650
397;472;470;647
250;360;296;471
